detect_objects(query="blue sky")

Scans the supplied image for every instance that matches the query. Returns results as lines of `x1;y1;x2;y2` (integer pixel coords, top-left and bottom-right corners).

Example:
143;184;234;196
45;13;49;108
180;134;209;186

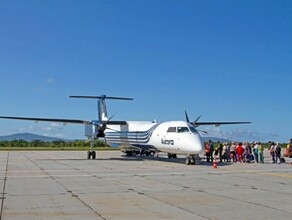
0;0;291;142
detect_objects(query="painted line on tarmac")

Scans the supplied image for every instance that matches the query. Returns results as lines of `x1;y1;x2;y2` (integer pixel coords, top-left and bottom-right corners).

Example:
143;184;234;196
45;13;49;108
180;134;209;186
250;171;292;179
0;152;9;220
219;166;292;179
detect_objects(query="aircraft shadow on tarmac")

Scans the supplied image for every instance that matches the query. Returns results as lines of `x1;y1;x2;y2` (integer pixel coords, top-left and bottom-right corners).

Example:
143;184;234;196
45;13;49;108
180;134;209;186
40;156;233;166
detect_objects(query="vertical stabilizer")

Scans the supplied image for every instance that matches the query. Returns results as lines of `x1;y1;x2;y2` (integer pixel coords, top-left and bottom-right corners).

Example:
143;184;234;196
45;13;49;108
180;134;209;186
69;95;133;123
98;95;108;122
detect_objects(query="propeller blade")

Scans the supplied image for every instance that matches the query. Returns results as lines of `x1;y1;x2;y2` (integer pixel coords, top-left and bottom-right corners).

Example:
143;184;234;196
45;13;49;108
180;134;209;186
194;114;202;123
106;127;120;132
197;129;208;134
185;110;190;123
107;113;117;122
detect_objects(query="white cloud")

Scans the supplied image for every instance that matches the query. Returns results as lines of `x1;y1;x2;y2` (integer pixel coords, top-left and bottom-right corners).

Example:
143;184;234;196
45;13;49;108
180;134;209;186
46;77;55;84
50;123;62;128
201;127;279;142
18;124;66;138
11;121;85;140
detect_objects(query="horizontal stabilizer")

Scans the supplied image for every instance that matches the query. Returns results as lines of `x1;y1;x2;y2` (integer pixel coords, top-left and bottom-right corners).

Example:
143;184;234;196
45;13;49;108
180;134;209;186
69;95;133;100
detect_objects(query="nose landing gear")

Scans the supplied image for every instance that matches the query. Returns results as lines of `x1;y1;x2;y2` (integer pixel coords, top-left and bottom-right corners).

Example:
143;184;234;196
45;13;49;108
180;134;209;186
185;155;196;165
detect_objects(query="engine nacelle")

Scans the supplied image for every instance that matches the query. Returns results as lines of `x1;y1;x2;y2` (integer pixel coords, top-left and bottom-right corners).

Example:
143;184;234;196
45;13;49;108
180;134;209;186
85;124;98;139
85;121;106;139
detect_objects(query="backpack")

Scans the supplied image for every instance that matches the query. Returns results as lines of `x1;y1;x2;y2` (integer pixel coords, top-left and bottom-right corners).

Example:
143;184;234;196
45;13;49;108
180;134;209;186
275;146;281;154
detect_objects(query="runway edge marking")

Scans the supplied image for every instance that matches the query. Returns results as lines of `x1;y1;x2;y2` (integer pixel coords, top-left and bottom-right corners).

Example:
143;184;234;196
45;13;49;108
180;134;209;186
0;152;9;220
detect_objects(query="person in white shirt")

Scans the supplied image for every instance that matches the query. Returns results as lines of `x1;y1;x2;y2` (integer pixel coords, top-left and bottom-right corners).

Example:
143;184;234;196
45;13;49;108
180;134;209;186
268;142;276;164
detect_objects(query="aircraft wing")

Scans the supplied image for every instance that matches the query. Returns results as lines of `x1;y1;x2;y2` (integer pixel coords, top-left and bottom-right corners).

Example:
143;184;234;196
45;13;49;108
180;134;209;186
192;121;251;127
0;116;128;126
106;121;128;125
0;116;92;125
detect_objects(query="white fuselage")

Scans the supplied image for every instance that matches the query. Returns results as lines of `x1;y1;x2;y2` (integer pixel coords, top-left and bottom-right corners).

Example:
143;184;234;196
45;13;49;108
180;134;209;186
105;121;204;155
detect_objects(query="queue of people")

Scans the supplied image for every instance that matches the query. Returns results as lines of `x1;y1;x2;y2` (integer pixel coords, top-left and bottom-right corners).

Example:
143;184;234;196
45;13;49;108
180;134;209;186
286;139;292;164
204;139;292;164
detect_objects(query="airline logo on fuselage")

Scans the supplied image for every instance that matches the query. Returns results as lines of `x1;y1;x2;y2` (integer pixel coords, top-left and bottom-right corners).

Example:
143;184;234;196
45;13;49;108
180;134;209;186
161;138;174;145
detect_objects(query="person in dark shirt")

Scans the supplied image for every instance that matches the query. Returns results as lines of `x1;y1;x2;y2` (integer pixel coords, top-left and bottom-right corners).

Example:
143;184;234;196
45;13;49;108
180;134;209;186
274;142;282;164
217;141;223;163
289;139;292;164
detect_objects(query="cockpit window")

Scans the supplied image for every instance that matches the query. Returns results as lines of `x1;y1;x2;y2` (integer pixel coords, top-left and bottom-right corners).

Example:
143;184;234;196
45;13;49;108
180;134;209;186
167;127;176;132
177;127;190;133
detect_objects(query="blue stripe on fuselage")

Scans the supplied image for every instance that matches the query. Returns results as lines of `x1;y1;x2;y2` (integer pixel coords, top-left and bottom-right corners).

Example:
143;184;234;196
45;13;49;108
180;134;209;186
105;123;160;144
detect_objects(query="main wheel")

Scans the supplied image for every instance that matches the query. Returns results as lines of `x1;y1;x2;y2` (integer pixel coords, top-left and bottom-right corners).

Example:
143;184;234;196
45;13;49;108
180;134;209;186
168;153;177;158
185;157;191;165
92;151;96;159
87;151;92;159
191;156;195;165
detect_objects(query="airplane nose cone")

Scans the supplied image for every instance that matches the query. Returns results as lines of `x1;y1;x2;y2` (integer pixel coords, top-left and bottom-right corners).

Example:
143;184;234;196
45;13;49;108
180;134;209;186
179;132;204;154
194;134;204;153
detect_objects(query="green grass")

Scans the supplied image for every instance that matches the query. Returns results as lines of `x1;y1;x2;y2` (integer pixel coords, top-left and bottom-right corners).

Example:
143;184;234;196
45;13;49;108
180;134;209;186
0;147;121;151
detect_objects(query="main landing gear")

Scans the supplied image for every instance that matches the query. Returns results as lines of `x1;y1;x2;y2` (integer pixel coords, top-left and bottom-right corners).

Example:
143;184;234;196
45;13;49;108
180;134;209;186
87;139;96;159
167;153;177;158
87;151;96;159
185;155;196;165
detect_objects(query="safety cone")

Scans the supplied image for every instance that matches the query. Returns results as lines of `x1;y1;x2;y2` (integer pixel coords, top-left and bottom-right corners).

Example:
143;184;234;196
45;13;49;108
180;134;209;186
213;156;218;168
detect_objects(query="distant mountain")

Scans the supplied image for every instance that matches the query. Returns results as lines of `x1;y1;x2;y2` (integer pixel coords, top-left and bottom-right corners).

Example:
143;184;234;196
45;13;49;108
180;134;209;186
0;133;67;142
201;137;231;143
0;132;231;143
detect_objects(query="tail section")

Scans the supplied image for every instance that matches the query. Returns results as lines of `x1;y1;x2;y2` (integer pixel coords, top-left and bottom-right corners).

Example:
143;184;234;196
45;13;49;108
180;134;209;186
98;97;108;122
69;95;133;123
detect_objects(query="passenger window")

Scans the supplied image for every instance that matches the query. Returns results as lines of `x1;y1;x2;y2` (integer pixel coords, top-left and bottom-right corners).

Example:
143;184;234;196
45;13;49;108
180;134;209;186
167;127;176;132
177;127;190;133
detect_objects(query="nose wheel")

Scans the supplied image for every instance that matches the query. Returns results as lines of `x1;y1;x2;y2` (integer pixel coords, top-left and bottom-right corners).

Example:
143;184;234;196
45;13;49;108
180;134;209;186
185;155;195;165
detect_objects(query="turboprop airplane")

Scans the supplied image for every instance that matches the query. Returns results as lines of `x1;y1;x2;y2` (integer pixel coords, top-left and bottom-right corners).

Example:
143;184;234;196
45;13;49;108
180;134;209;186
0;95;250;165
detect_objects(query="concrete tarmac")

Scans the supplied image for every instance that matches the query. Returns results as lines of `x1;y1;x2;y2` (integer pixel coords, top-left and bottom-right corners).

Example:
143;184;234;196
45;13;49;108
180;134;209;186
0;150;292;220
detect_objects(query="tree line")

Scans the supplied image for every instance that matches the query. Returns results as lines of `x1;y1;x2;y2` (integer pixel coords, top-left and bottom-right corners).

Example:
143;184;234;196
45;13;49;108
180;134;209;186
0;139;109;148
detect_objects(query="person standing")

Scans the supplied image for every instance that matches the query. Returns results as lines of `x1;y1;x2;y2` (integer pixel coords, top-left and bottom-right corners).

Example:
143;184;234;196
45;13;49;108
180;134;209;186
209;140;214;162
274;142;282;164
253;142;259;163
289;139;292;164
230;142;237;162
217;141;223;163
237;143;244;163
222;143;227;162
205;142;211;162
268;142;276;163
242;142;247;162
226;142;231;162
245;142;251;163
258;142;264;163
